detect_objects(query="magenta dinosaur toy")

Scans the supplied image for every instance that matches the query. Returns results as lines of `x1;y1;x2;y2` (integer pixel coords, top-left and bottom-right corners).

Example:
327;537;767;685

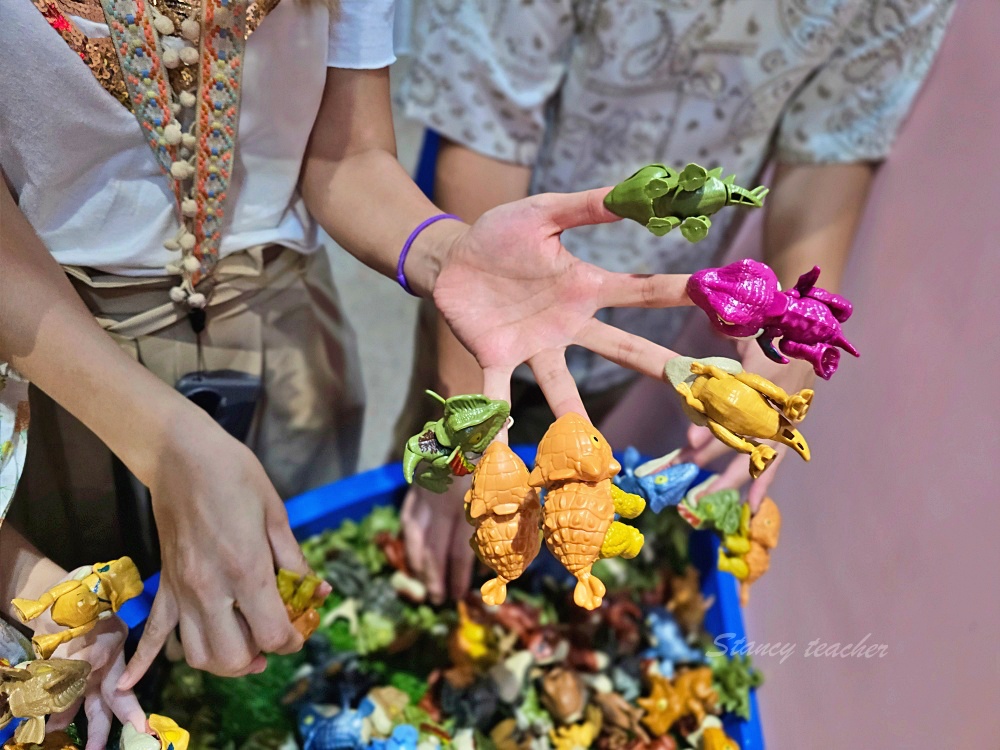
687;259;859;379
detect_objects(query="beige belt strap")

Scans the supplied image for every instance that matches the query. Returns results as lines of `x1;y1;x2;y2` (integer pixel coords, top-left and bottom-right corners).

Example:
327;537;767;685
62;246;305;341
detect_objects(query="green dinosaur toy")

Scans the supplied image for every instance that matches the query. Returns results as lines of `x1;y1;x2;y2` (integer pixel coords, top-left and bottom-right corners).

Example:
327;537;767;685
708;651;763;720
603;163;768;241
676;480;744;537
402;391;510;492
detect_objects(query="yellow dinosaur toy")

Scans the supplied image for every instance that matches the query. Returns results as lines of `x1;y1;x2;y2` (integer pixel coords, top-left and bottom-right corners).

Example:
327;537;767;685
666;357;812;479
529;414;644;610
276;569;326;639
12;558;143;659
465;442;543;606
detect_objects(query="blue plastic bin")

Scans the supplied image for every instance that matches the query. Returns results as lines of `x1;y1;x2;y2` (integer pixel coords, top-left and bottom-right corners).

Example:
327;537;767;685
110;446;764;749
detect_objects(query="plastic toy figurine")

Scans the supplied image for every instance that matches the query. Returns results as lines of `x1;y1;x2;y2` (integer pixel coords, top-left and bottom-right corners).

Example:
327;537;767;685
667;567;713;638
299;700;375;750
708;653;762;721
446;601;499;686
604;163;768;242
277;569;326;639
714;497;781;605
121;715;191;750
539;667;587;725
677;483;744;540
637;675;684;736
687;717;739;750
402;391;510;492
11;558;143;659
687;259;859;379
665;357;811;479
614;447;700;514
592;691;649;744
529;413;644;610
3;729;78;750
736;497;781;606
549;705;603;750
0;659;90;744
465;443;543;606
367;725;418;750
641;609;705;679
672;667;719;727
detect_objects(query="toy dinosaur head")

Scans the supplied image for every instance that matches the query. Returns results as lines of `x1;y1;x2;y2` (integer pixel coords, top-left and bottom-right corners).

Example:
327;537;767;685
0;658;90;726
436;392;511;453
687;259;788;338
529;413;620;486
677;485;743;536
616;447;700;514
773;418;810;463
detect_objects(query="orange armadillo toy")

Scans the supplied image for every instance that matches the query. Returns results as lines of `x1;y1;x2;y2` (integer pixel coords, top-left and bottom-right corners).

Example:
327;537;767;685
529;414;645;610
465;442;543;605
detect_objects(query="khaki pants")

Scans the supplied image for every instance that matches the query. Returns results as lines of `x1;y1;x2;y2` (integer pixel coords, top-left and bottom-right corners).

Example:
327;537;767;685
10;247;364;571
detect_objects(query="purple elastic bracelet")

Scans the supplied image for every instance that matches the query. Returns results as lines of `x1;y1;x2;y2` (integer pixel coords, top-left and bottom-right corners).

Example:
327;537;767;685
396;213;462;296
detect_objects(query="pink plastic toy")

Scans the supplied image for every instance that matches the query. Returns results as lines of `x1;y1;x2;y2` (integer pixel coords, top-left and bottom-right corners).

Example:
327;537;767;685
687;259;859;379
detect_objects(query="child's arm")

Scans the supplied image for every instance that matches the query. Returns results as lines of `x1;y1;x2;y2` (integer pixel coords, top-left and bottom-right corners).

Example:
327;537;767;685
0;524;148;750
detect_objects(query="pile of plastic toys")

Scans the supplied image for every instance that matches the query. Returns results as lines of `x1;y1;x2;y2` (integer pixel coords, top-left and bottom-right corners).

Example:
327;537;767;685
141;492;763;750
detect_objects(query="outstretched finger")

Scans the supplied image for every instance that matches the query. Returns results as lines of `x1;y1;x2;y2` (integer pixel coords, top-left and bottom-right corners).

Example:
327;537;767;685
575;319;679;381
747;448;786;513
448;525;476;603
701;454;753;497
677;424;732;467
47;694;83;732
482;366;513;445
119;587;178;690
597;270;693;310
530;187;620;233
528;349;586;419
83;691;113;750
266;498;331;598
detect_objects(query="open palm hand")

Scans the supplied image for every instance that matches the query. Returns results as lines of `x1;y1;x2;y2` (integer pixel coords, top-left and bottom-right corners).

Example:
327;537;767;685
433;188;692;420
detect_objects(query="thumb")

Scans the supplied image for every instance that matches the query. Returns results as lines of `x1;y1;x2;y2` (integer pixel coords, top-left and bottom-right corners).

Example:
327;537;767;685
118;589;177;690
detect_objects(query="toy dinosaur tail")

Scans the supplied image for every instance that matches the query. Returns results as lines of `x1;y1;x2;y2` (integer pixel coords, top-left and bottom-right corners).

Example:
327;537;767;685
480;576;509;606
14;716;46;745
572;568;606;611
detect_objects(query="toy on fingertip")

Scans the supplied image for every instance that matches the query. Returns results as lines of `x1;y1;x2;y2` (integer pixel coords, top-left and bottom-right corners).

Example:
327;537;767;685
277;569;326;640
614;446;700;514
0;659;89;745
464;443;542;606
687;259;859;379
11;558;143;659
529;414;645;611
665;356;811;480
120;715;191;750
402;391;510;493
718;498;782;607
604;163;768;242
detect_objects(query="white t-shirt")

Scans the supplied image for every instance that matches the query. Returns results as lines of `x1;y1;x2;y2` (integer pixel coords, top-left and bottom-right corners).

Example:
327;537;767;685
0;0;396;276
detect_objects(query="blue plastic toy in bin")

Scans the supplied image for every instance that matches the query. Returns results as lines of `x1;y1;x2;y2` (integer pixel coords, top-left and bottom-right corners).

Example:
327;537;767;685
2;447;764;748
